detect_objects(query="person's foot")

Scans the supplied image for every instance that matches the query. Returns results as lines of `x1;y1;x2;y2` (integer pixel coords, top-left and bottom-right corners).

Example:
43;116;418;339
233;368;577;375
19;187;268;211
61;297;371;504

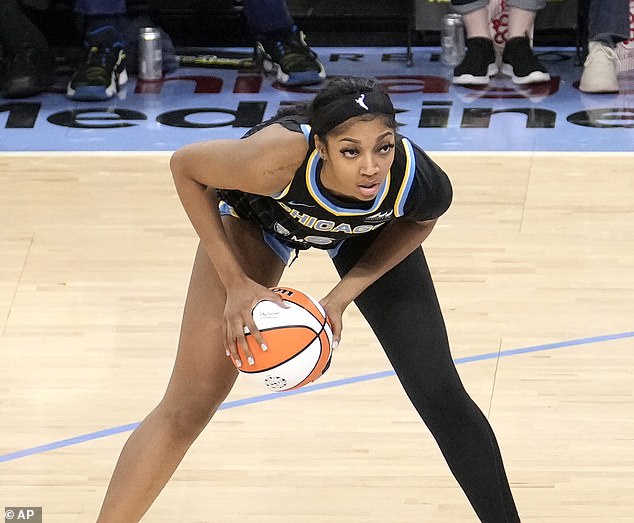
453;37;498;85
579;41;619;93
67;25;127;101
256;27;325;86
501;36;550;85
1;46;54;98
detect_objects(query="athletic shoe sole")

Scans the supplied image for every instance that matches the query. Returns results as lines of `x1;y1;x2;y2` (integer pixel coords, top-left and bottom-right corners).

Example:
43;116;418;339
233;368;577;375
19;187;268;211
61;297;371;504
66;68;128;101
500;63;551;85
453;63;499;85
579;84;619;94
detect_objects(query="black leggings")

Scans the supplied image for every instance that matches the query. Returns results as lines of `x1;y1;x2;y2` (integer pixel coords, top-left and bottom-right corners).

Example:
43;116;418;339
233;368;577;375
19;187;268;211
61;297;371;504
332;233;520;523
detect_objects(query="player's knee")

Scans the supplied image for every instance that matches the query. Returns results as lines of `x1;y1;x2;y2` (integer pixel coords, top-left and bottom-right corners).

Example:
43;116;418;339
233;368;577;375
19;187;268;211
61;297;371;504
158;400;216;439
415;380;472;419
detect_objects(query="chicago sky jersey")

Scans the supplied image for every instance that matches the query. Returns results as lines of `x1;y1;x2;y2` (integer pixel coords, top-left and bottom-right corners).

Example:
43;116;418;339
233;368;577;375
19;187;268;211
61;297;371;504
217;116;452;250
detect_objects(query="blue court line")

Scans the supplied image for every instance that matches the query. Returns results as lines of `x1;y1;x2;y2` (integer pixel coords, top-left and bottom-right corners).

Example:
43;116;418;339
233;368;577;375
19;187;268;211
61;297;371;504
1;330;632;464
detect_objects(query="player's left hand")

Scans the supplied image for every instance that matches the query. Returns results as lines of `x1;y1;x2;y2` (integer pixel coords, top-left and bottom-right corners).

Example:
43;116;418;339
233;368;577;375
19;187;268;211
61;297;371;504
319;295;346;350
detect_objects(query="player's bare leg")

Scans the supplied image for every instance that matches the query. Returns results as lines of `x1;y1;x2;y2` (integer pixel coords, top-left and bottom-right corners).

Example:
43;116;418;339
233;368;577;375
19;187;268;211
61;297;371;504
96;216;285;522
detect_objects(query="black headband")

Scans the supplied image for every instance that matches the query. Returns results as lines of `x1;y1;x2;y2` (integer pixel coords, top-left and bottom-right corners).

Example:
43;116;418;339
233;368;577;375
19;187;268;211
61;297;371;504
310;88;395;137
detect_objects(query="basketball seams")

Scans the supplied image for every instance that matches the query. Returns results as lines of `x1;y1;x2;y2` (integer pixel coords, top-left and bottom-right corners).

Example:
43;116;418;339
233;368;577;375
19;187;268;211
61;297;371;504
252;324;320;334
285;298;325;327
238;286;332;390
291;330;333;389
240;324;326;374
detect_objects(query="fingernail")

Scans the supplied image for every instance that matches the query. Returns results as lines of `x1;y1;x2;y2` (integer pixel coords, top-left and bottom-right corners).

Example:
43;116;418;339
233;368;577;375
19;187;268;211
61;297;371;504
248;356;255;366
261;343;268;352
235;359;242;368
332;341;339;350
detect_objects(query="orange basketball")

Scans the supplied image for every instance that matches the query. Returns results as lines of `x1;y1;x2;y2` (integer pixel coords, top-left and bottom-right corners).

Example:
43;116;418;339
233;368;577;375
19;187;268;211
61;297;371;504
235;286;333;392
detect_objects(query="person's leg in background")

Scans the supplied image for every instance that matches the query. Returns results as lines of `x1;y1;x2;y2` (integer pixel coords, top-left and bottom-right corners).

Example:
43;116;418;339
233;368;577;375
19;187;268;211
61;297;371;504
500;0;550;84
451;0;499;85
242;0;325;85
579;0;630;93
452;0;550;85
67;0;127;101
0;0;54;98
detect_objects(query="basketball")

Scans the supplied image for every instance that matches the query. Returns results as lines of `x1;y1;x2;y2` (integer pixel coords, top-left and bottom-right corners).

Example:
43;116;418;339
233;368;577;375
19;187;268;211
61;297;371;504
235;286;333;392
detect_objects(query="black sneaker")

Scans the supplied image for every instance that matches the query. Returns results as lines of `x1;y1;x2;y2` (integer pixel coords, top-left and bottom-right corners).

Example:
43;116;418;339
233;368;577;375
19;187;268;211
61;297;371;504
1;46;54;98
256;27;325;86
453;37;498;86
501;36;550;84
67;25;127;101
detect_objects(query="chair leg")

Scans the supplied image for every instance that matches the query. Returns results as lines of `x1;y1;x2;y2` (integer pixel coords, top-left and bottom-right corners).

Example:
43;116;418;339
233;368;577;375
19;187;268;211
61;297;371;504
407;0;414;66
576;0;590;66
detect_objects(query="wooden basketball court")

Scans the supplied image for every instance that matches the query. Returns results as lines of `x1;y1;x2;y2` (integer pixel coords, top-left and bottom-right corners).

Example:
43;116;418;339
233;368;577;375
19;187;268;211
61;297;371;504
1;152;632;522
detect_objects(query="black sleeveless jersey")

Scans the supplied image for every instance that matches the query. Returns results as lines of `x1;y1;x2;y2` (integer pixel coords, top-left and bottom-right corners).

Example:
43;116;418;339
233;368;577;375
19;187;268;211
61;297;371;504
217;116;452;251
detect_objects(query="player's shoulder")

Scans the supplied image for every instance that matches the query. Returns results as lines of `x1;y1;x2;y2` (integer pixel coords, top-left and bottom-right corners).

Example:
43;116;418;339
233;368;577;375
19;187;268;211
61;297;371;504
243;113;309;139
394;133;424;154
234;123;310;191
242;121;309;160
395;134;444;171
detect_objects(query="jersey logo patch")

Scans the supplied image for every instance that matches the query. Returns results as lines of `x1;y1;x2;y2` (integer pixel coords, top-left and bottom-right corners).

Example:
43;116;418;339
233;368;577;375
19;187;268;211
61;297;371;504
355;94;369;111
274;222;291;236
364;209;393;223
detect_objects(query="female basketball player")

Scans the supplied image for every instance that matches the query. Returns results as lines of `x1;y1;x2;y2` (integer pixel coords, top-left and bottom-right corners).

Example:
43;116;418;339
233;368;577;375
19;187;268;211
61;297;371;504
96;77;521;523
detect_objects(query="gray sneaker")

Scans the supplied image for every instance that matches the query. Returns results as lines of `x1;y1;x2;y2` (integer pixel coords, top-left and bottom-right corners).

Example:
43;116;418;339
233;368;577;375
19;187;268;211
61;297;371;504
579;41;619;93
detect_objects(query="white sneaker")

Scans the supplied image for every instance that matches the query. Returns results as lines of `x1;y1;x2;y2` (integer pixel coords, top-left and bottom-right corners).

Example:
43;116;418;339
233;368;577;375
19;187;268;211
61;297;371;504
579;41;619;93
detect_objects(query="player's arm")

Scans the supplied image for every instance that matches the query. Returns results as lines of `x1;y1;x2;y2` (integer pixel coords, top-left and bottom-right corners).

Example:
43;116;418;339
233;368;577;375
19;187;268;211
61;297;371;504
170;125;306;365
321;145;451;346
170;124;306;288
320;218;437;346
